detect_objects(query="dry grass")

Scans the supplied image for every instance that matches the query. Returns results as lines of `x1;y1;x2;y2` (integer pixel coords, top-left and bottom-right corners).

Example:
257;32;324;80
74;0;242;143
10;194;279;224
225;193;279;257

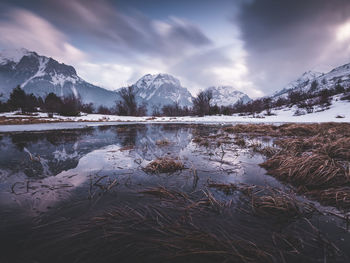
261;138;350;189
0;116;61;125
25;185;343;263
209;182;315;220
156;139;170;146
81;201;276;263
143;157;184;173
243;123;350;210
224;124;277;134
307;187;350;209
223;123;350;137
256;146;279;157
261;154;349;188
234;136;246;147
139;186;188;200
192;136;210;147
251;193;315;219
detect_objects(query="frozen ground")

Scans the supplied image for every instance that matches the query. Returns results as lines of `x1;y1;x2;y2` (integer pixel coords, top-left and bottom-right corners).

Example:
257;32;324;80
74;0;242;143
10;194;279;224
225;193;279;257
0;95;349;132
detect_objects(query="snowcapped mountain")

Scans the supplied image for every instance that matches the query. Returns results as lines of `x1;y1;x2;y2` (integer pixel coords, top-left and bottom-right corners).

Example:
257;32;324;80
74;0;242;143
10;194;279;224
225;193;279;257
273;63;350;99
130;73;193;112
0;48;118;107
207;86;251;106
316;63;350;89
272;71;323;98
126;75;252;112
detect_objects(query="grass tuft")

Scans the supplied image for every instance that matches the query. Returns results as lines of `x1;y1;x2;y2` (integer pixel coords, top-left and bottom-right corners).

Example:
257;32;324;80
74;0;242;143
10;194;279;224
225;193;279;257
144;157;184;173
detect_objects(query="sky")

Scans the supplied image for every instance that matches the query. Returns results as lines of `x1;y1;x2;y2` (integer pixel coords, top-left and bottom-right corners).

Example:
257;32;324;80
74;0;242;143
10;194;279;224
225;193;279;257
1;0;350;98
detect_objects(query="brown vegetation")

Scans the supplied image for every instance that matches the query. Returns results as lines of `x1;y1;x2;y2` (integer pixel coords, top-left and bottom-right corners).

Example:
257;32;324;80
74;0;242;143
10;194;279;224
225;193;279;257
229;123;350;210
156;139;170;146
143;157;184;173
224;124;277;134
209;183;315;220
34;186;340;263
224;122;350;137
0;116;61;125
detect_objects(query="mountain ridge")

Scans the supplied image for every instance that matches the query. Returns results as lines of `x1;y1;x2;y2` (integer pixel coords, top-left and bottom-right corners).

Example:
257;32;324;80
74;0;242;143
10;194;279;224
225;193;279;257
0;48;255;113
0;48;118;107
272;63;350;100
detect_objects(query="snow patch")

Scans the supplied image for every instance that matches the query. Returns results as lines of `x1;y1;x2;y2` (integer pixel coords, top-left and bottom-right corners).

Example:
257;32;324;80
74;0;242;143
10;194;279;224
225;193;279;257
51;74;78;87
0;48;31;65
21;57;49;87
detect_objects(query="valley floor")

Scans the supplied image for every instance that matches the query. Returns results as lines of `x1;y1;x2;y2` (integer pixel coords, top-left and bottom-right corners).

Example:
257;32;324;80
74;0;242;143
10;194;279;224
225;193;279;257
0;95;349;132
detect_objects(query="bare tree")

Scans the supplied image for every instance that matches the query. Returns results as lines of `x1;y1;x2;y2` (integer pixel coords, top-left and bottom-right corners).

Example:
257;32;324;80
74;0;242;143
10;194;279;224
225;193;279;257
192;90;212;116
117;86;137;116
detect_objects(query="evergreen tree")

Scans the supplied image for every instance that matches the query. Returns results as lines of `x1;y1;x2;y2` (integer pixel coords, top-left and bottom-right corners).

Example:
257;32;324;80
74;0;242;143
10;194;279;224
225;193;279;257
44;93;63;113
8;85;26;112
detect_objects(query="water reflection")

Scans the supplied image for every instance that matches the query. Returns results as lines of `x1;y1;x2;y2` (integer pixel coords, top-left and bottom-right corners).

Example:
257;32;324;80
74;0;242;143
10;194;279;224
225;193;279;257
0;124;276;213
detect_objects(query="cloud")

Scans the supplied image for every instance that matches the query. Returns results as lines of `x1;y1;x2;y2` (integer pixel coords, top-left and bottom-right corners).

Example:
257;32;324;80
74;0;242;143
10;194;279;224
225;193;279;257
44;0;212;58
168;44;262;97
76;62;134;90
0;0;261;98
237;0;350;95
0;8;86;65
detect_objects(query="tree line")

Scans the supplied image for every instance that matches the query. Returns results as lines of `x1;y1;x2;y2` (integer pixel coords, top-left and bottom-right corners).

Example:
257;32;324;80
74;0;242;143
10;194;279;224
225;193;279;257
230;81;350;116
1;81;349;117
0;85;93;116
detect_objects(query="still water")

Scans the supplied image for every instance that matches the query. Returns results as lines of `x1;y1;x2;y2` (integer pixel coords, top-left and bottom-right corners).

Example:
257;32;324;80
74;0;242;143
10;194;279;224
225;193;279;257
0;124;349;262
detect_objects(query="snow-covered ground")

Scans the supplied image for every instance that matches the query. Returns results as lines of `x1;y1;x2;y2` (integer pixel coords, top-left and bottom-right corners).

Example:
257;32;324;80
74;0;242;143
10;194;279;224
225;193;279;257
0;95;349;132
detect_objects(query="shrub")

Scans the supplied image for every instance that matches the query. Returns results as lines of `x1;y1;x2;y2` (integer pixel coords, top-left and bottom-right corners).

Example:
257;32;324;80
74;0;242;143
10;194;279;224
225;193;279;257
97;105;112;115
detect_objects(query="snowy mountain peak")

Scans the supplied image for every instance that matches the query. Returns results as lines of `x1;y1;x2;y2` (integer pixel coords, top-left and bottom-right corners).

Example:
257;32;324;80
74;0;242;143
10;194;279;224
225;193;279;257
0;48;117;107
272;70;323;98
0;48;34;65
301;70;322;78
135;73;181;92
207;86;251;106
330;62;350;73
131;73;193;112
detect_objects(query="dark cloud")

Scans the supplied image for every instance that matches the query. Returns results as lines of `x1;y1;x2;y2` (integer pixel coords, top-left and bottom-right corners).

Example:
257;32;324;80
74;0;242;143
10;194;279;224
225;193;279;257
237;0;350;94
38;0;212;57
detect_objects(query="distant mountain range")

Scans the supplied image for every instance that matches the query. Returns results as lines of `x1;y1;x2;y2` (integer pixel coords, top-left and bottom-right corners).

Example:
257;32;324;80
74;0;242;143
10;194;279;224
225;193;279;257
0;48;252;112
272;63;350;99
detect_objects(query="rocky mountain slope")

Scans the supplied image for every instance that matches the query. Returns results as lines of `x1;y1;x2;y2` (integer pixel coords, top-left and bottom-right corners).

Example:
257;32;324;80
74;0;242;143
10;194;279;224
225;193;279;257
207;86;251;106
0;48;118;107
272;63;350;99
129;73;193;112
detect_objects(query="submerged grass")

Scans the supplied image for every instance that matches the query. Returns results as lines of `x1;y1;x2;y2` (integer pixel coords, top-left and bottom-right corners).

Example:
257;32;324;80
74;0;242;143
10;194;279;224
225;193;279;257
25;186;342;263
209;183;315;220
